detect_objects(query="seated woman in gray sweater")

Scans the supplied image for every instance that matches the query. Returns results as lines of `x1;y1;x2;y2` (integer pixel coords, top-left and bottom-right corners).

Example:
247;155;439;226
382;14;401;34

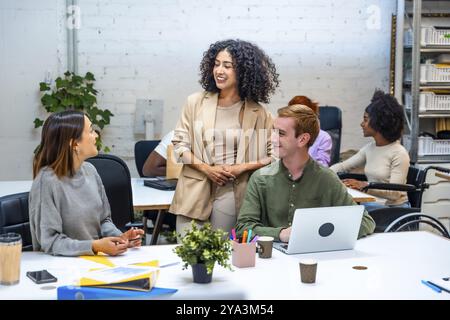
29;110;144;256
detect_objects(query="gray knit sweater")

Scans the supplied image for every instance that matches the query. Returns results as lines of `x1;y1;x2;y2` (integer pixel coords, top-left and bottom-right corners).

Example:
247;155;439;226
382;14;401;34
29;162;122;256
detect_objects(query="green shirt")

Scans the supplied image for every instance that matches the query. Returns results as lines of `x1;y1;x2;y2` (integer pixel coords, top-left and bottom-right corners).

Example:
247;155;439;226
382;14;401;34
236;159;375;241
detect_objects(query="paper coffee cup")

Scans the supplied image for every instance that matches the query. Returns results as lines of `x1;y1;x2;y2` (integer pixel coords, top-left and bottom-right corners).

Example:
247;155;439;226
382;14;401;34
0;233;22;285
299;259;317;284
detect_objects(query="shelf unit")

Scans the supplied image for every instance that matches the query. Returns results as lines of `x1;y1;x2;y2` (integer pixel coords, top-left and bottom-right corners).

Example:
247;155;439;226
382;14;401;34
395;1;450;232
396;0;450;164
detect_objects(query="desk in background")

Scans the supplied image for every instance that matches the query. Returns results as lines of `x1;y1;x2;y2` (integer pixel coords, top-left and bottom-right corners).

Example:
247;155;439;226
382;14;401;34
435;171;450;181
0;179;173;210
0;180;378;206
0;179;174;245
0;231;449;300
345;187;386;204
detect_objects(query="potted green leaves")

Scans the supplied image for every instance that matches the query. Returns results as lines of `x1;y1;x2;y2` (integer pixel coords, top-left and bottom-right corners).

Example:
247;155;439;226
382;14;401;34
173;222;232;283
35;71;113;152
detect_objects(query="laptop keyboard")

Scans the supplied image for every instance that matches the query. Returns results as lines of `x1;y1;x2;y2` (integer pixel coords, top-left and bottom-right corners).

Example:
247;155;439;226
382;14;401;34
281;244;288;249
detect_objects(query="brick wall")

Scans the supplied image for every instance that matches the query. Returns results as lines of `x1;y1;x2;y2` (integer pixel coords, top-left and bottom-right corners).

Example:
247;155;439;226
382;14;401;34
0;0;66;180
0;0;396;179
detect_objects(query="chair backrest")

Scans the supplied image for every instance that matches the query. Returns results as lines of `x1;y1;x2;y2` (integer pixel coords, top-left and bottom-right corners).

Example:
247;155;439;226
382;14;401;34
0;192;33;251
405;166;427;208
319;106;342;166
385;213;450;238
134;140;161;177
86;154;134;232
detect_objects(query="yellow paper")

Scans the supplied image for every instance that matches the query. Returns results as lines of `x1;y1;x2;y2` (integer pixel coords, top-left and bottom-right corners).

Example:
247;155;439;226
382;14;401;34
80;254;115;267
132;260;159;267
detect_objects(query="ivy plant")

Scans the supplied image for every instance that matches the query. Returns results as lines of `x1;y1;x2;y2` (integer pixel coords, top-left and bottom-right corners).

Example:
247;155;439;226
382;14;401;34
173;221;232;275
35;71;113;152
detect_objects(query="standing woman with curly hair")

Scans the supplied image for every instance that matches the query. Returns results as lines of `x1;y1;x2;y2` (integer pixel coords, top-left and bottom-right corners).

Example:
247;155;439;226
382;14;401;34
330;90;410;211
170;39;279;235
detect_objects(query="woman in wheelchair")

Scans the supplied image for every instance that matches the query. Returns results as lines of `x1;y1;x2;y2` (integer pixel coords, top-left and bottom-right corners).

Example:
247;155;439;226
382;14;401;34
330;90;410;212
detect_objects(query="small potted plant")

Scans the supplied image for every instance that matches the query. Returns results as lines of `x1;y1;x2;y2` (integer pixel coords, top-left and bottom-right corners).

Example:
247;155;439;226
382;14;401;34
173;221;232;283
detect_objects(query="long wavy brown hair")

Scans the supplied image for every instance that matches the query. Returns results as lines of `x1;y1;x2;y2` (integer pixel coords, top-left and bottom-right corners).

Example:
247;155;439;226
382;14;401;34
33;110;85;178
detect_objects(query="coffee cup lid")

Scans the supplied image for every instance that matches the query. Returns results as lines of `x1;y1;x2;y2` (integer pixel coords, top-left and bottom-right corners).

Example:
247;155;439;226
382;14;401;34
257;236;274;242
299;258;317;265
0;233;22;243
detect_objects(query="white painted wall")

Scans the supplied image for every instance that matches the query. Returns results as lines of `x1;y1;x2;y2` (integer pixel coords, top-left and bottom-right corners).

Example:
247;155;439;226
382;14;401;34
0;0;67;180
0;0;396;180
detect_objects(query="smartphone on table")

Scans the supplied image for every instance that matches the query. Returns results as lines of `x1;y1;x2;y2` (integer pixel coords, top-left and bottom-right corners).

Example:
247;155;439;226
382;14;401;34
26;270;58;284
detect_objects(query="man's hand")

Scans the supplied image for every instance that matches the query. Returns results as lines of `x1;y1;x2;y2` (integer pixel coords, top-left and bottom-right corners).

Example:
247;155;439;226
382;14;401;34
342;179;368;191
202;164;236;186
121;227;145;248
279;227;292;243
92;237;128;256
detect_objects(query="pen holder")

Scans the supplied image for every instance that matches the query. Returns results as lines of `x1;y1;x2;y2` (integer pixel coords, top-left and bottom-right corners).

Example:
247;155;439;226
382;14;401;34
231;241;256;268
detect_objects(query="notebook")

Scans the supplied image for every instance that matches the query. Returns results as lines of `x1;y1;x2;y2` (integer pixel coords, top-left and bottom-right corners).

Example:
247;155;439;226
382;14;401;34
273;205;364;255
144;179;177;191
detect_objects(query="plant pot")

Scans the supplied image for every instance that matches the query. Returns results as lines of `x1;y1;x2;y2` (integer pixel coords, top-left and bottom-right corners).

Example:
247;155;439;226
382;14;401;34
191;263;213;284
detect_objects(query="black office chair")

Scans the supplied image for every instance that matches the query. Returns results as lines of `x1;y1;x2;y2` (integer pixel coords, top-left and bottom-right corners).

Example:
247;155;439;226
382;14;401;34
319;106;342;166
385;213;450;238
134;140;176;242
0;192;33;251
86;154;142;232
134;140;160;178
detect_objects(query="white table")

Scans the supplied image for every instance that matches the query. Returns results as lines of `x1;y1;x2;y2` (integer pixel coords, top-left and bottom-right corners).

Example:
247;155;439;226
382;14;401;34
131;178;174;210
0;231;449;300
0;180;32;198
0;180;377;206
346;187;386;204
0;179;174;210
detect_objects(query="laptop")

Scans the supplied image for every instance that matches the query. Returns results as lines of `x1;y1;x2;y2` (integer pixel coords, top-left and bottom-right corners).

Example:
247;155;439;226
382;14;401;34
273;205;364;255
143;178;177;191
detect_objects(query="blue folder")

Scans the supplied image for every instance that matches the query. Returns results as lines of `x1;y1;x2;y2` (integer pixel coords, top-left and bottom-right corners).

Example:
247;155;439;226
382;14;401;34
57;285;178;300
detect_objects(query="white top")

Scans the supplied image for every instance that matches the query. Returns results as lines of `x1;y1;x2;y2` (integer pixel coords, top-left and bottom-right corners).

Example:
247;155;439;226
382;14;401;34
330;141;410;205
154;131;174;160
1;231;449;300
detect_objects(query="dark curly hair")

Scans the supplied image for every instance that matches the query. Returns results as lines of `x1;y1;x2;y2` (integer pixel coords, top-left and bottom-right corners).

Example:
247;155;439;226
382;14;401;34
199;39;279;104
365;89;405;143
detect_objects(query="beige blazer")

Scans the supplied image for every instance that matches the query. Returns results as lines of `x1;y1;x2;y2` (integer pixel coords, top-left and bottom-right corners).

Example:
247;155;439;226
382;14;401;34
169;91;273;221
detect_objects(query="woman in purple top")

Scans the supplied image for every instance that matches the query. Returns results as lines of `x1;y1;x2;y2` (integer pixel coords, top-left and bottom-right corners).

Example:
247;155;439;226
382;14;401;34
288;95;332;167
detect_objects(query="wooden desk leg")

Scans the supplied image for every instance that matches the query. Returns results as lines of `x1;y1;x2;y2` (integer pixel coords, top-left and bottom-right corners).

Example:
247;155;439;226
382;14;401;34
151;209;166;245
